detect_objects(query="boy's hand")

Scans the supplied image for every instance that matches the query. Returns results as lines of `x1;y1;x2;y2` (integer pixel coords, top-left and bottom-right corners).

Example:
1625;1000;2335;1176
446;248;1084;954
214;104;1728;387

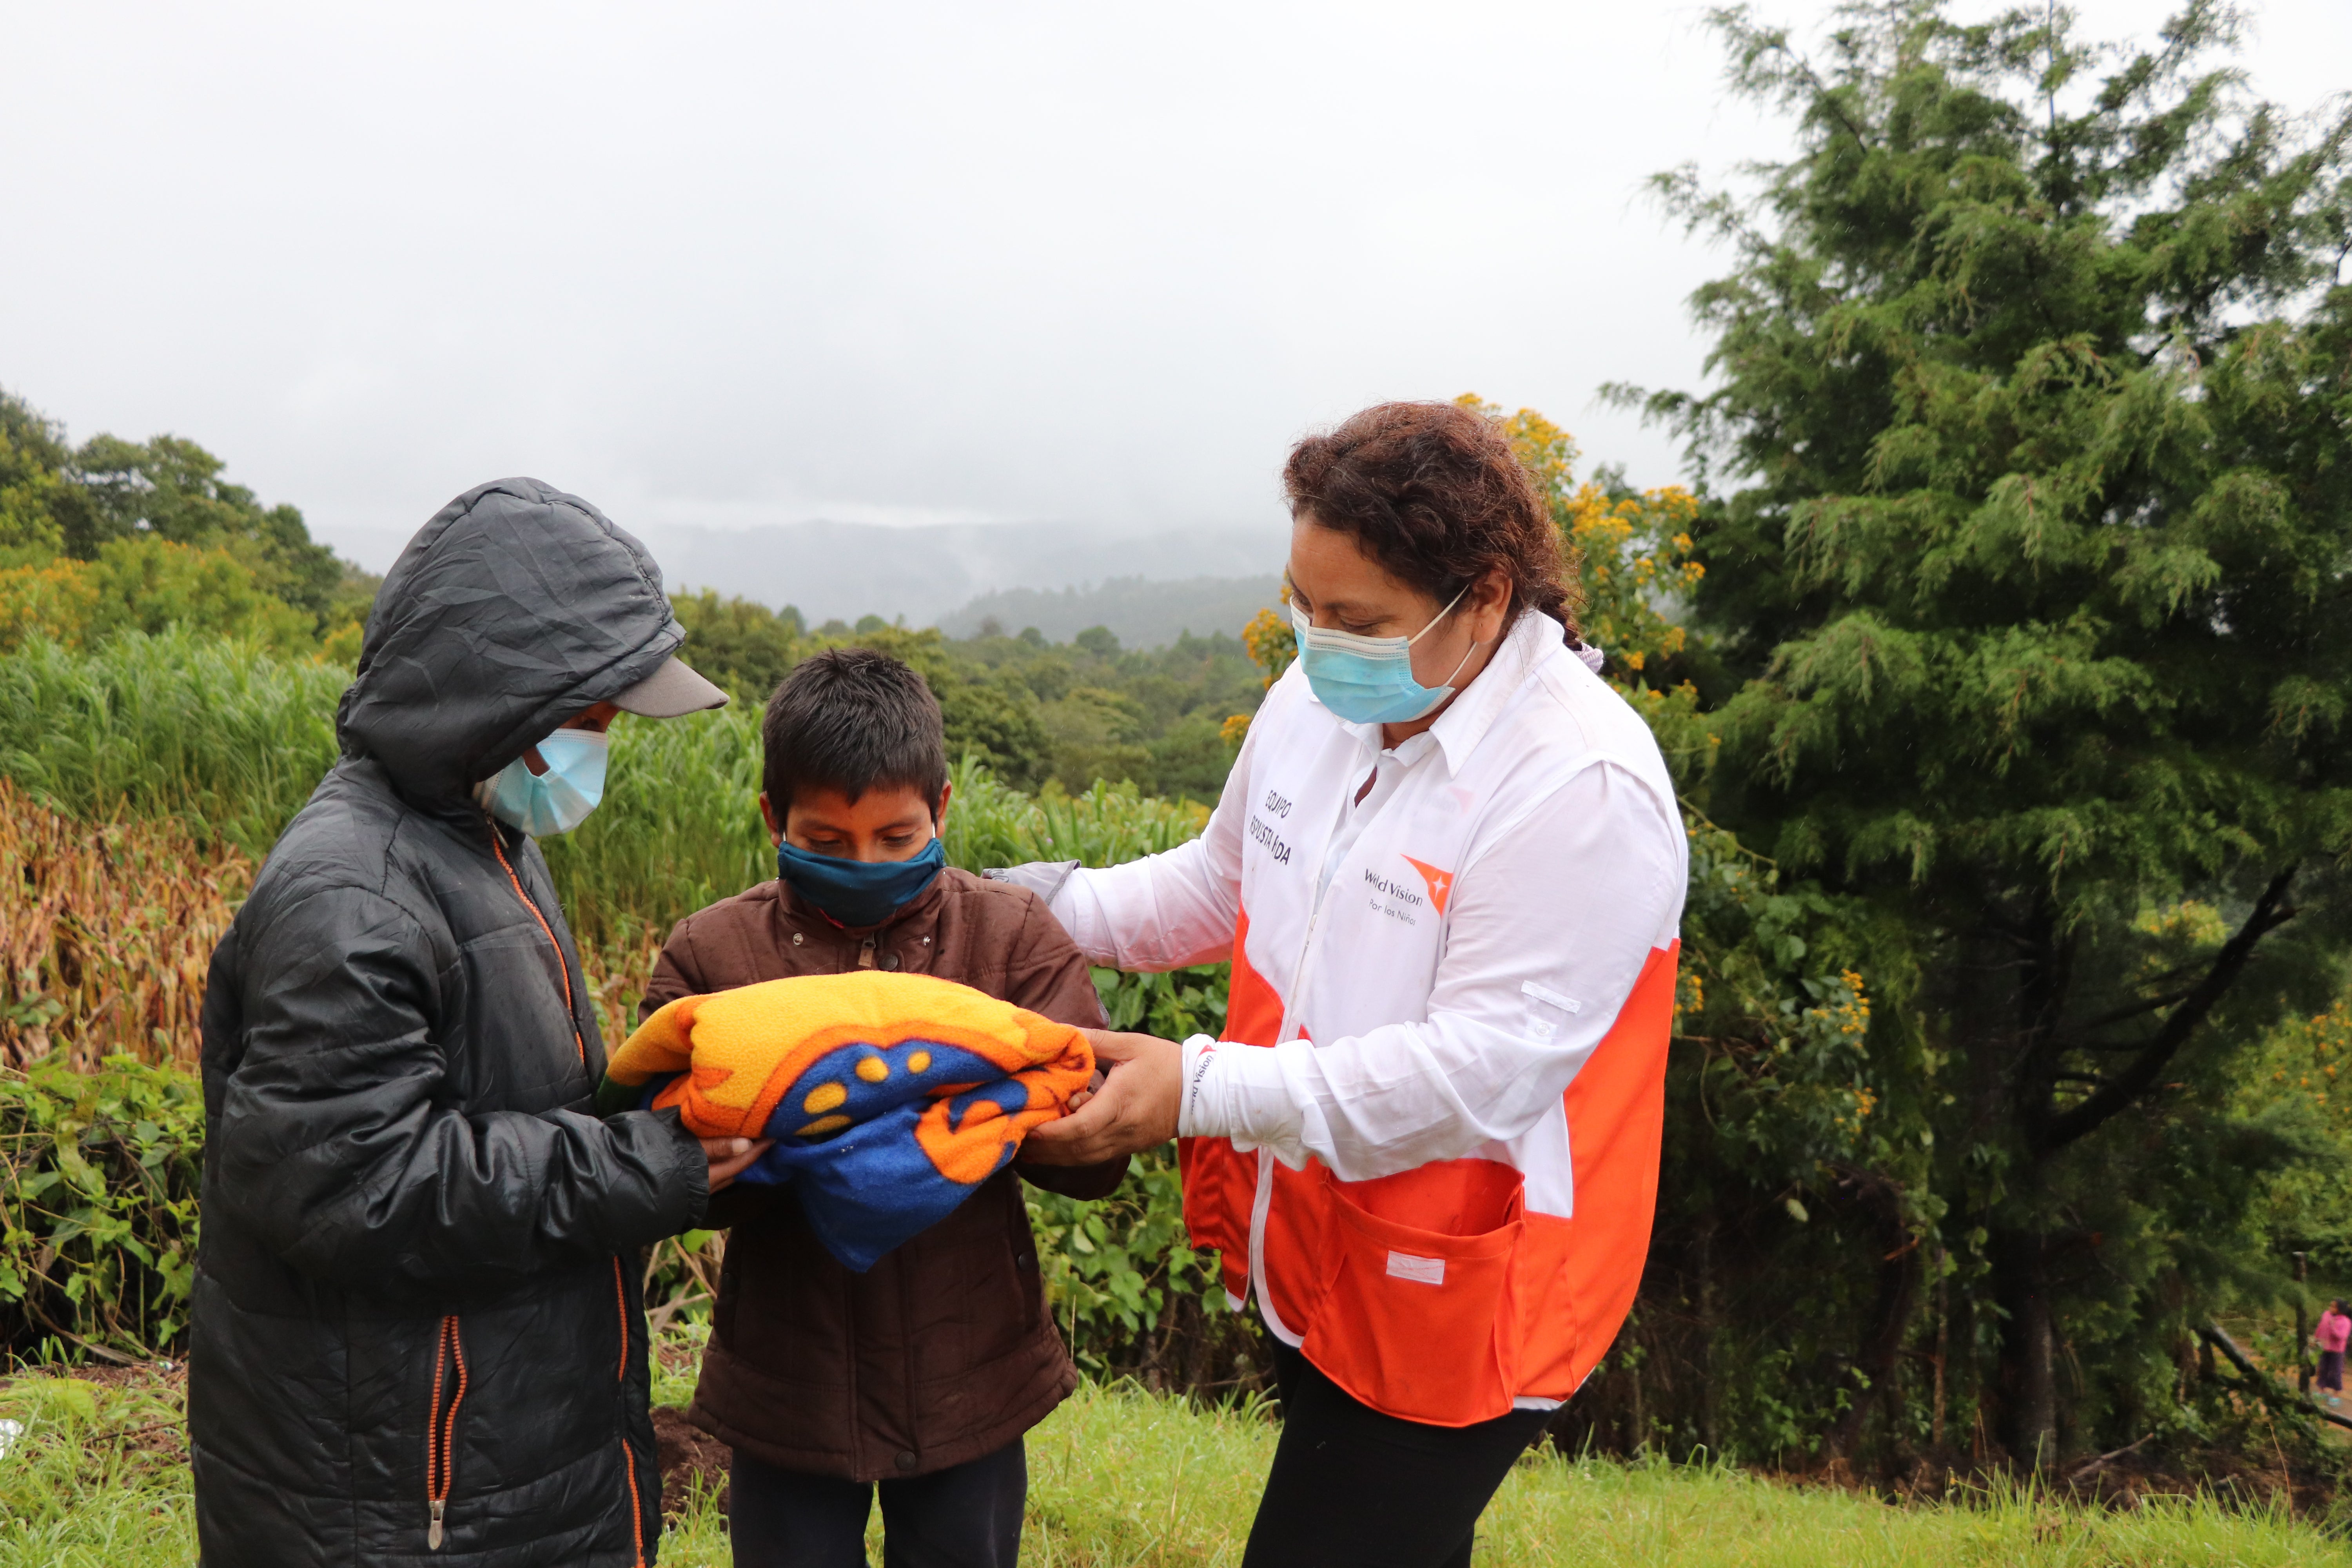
703;1136;773;1194
1024;1029;1181;1164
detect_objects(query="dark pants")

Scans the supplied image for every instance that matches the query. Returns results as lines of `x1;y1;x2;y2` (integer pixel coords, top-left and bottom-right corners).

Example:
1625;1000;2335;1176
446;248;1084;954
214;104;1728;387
1241;1341;1552;1568
729;1440;1026;1568
2321;1349;2344;1392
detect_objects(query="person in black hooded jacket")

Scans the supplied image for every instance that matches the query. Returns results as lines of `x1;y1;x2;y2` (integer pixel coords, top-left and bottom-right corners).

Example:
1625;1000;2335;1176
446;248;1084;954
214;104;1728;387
191;478;765;1567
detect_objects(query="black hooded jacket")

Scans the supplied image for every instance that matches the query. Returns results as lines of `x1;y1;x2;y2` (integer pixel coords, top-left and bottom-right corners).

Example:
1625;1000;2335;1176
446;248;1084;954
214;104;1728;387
191;479;710;1567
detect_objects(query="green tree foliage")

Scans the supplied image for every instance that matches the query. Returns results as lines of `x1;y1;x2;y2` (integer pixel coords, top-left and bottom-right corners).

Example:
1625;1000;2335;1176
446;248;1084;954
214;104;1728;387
666;589;808;697
63;434;347;619
0;387;374;638
0;394;73;557
1614;0;2352;1467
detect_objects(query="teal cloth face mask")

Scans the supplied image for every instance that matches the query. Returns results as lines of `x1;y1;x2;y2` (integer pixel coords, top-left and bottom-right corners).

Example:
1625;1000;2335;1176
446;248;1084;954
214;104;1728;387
476;728;610;837
1290;587;1478;725
779;837;947;928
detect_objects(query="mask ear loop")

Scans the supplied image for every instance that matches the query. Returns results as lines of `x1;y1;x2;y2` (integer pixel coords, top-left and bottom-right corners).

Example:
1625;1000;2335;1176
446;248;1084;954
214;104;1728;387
1431;630;1488;692
1403;584;1472;647
1415;583;1490;693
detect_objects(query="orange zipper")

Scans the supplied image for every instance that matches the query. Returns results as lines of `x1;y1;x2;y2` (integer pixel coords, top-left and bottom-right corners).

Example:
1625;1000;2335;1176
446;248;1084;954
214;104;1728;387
490;825;588;1068
425;1314;468;1551
614;1256;647;1568
490;823;642;1563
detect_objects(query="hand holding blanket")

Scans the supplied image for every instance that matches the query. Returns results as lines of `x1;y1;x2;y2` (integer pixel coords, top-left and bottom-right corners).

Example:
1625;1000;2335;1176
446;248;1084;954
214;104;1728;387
597;971;1095;1270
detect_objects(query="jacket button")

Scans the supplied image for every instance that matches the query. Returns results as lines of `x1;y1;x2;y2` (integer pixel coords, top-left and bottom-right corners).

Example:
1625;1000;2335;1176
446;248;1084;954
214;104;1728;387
895;1450;918;1472
792;933;804;946
882;951;902;971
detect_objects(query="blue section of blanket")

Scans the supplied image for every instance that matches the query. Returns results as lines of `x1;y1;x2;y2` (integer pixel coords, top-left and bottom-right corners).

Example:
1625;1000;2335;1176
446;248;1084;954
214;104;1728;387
644;1037;1029;1272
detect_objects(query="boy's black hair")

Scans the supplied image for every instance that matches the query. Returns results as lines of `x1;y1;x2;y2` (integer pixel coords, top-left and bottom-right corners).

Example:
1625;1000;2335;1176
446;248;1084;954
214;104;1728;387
761;648;949;817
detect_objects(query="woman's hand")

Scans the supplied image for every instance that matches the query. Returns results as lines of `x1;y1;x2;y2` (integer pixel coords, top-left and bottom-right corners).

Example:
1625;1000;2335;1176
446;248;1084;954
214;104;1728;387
702;1136;774;1194
1024;1029;1183;1164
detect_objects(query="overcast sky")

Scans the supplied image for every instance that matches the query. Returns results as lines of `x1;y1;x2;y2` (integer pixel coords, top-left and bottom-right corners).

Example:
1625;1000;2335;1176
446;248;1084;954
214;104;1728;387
4;1;2346;573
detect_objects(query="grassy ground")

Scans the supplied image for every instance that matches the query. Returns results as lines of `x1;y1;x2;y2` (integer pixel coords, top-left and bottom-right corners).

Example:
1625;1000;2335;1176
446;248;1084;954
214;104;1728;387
7;1365;2352;1568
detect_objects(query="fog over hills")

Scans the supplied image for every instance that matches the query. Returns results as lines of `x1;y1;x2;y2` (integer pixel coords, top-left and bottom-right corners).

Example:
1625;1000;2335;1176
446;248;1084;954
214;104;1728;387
938;575;1283;648
634;518;1284;634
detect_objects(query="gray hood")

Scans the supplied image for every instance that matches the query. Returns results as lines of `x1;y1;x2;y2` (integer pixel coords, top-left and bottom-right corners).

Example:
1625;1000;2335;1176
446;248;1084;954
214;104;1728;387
338;477;683;808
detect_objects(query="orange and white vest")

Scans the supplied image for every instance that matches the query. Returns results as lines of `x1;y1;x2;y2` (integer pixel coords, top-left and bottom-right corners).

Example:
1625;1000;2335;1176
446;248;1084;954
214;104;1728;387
1056;611;1685;1428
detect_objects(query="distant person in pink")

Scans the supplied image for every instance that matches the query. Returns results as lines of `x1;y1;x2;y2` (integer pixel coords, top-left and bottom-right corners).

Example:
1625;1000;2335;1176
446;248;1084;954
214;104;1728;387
2314;1299;2350;1404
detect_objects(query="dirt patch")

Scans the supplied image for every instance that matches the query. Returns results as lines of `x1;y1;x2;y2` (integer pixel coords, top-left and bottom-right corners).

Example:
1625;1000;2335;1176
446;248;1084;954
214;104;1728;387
655;1405;731;1521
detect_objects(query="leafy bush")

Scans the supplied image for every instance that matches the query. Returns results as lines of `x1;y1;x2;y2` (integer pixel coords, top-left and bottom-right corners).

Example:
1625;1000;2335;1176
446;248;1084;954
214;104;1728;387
940;753;1208;875
1024;1147;1264;1391
0;1058;203;1361
0;538;324;656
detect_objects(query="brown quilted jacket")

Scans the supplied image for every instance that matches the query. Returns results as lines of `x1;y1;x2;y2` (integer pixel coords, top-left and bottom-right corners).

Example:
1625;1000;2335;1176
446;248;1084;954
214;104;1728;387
639;867;1125;1482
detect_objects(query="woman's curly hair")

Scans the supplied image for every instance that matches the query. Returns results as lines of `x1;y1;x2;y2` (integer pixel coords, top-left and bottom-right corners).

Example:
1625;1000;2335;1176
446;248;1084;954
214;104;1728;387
1282;401;1580;639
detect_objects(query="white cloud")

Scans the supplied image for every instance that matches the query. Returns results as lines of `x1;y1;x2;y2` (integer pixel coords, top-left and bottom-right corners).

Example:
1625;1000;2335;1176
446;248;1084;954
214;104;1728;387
3;0;2342;573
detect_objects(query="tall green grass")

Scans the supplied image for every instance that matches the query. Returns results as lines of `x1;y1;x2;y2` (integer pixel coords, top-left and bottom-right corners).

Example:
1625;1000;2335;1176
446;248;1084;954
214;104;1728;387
943;755;1210;873
538;703;774;948
0;634;1211;950
0;632;343;860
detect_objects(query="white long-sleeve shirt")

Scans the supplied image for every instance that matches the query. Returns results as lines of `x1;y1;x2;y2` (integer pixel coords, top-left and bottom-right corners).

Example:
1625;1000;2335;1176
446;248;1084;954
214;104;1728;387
1049;609;1687;1194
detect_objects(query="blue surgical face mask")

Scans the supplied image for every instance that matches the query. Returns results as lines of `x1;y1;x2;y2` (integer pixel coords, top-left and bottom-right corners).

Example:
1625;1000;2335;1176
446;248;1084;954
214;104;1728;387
779;836;947;928
475;728;610;837
1290;587;1480;725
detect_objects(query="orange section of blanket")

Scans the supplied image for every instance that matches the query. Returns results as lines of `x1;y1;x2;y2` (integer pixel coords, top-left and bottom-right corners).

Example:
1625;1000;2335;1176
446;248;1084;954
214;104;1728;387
611;971;1093;1145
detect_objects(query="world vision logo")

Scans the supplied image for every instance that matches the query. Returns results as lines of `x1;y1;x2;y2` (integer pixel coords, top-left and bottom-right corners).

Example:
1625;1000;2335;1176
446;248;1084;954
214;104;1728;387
1401;855;1454;916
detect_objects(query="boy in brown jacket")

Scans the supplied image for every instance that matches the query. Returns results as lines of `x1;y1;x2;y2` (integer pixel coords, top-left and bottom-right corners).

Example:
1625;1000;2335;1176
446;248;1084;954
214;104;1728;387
644;648;1124;1568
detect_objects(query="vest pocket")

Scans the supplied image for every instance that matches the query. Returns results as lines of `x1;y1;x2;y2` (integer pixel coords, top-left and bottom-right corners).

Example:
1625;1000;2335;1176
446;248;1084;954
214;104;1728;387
1178;1136;1250;1261
1299;1160;1526;1427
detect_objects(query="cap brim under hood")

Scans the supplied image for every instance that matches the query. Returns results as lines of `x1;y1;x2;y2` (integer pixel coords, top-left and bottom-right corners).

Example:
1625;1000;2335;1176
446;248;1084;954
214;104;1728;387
611;654;728;717
338;477;691;811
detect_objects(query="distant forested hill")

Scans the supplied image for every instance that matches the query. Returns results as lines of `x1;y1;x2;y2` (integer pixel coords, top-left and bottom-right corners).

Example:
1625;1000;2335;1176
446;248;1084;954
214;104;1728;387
936;574;1281;648
634;517;1282;630
669;589;1271;803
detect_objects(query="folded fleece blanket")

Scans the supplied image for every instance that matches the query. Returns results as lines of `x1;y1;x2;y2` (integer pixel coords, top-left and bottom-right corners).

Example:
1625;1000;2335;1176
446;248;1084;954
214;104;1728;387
596;971;1094;1270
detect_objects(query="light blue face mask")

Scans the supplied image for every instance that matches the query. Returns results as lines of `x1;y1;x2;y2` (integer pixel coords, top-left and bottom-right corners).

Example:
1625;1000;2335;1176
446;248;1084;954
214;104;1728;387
475;728;610;837
1290;587;1480;725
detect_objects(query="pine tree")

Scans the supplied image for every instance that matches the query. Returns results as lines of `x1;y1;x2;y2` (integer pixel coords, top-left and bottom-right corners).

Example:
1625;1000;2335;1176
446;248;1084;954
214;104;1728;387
1635;1;2352;1461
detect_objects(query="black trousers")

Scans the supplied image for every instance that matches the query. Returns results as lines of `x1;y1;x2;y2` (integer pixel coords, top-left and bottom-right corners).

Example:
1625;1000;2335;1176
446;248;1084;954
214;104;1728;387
1241;1341;1553;1568
729;1440;1026;1568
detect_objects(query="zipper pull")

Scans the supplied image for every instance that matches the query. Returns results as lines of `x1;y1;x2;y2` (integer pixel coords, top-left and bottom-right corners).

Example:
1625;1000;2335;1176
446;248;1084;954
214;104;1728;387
857;936;877;969
429;1500;445;1551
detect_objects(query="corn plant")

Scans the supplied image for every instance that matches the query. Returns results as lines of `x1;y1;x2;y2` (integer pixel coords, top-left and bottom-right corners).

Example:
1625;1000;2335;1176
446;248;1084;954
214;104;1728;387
0;781;250;1073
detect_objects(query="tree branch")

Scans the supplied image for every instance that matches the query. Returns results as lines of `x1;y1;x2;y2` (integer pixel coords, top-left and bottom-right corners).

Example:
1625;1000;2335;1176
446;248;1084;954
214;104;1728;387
2034;865;2299;1156
2065;987;2196;1037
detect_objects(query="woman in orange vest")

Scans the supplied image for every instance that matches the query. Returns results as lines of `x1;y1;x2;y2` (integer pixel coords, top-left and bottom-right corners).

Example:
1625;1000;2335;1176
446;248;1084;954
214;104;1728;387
1018;401;1688;1566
